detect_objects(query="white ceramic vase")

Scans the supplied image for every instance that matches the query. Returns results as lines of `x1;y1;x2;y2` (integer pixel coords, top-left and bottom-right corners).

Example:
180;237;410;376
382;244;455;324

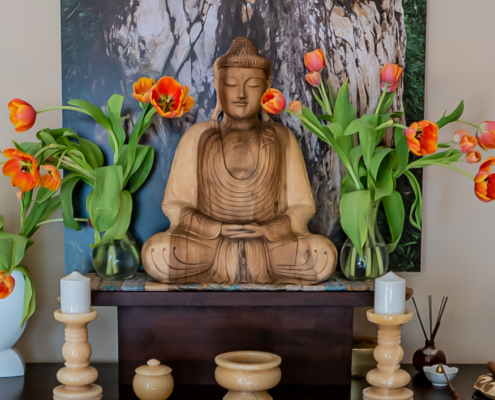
0;270;27;377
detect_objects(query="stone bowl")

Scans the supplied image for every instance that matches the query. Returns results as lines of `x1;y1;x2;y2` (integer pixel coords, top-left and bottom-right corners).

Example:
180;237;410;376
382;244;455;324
215;351;282;400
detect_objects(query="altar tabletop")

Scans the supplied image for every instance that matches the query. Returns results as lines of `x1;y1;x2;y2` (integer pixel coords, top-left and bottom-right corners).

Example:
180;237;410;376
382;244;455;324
87;272;375;292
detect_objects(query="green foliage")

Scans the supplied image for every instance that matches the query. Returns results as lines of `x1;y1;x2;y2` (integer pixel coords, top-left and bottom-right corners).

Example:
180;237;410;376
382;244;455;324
403;0;427;126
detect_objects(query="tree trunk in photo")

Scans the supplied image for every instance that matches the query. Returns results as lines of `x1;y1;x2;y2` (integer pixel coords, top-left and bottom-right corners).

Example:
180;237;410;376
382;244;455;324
71;0;406;252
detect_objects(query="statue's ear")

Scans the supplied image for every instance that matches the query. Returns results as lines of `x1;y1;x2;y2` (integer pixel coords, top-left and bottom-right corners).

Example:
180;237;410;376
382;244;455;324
267;78;273;90
211;76;223;122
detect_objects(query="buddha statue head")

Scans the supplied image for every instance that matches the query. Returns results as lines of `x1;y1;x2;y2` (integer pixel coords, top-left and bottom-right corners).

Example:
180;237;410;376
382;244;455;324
212;37;273;122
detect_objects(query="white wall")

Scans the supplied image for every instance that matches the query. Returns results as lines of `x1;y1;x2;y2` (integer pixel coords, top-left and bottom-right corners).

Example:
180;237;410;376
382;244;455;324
1;0;494;363
0;0;117;362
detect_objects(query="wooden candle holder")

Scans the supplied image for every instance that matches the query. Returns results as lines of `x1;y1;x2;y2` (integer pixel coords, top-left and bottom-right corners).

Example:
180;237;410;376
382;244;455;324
53;309;102;400
363;309;413;400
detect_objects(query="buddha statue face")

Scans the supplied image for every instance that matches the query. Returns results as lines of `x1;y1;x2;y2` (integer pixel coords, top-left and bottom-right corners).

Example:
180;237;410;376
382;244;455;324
217;67;269;121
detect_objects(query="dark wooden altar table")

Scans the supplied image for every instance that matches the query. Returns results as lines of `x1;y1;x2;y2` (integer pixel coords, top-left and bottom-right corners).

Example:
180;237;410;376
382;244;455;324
89;273;375;386
1;363;488;399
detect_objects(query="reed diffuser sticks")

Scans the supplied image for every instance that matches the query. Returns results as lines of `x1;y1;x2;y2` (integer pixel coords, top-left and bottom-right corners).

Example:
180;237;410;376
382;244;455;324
412;295;448;341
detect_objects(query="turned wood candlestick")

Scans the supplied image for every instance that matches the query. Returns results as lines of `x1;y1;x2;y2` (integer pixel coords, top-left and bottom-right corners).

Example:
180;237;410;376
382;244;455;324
363;309;413;400
53;309;102;400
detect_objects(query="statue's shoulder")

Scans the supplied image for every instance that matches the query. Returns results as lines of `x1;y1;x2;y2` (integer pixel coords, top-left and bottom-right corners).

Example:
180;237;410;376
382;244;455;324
264;121;298;146
177;121;212;147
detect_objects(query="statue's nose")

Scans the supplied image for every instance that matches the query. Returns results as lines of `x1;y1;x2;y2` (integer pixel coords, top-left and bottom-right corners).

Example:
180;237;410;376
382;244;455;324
237;85;247;99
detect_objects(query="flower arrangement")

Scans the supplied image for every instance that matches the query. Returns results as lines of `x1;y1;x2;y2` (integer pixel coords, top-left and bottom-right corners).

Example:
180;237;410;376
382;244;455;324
261;49;490;280
4;76;193;290
0;149;62;324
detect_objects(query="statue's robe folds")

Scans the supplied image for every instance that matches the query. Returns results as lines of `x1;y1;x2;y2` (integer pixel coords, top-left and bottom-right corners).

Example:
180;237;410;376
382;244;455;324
142;121;337;284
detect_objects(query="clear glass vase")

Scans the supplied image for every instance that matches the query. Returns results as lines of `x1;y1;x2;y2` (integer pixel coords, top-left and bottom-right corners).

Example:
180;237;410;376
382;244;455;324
92;232;141;280
340;206;389;281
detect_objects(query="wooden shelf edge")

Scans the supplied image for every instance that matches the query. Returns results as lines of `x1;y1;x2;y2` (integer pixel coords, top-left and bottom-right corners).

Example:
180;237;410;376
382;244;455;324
91;290;374;307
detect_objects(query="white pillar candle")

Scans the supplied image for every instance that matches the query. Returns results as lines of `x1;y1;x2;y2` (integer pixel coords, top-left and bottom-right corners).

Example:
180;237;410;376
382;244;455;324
60;271;91;314
374;272;406;315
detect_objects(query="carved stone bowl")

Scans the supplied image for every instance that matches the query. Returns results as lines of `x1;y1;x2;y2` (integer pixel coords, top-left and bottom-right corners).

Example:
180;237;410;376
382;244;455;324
215;351;282;400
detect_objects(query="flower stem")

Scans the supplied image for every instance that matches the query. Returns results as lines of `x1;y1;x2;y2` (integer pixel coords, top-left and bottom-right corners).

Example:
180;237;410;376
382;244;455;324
37;106;92;116
375;86;389;115
433;163;475;180
36;218;87;227
458;120;480;130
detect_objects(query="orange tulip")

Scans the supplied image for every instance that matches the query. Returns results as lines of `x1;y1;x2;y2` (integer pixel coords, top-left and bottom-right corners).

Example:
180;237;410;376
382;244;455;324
0;272;15;299
261;89;286;115
304;49;326;73
380;64;403;93
459;134;478;154
405;120;438;156
305;71;321;87
2;149;40;192
180;85;195;116
466;150;482;164
150;77;194;118
40;165;62;191
476;121;495;150
133;77;156;103
8;99;36;132
474;157;495;202
288;99;302;114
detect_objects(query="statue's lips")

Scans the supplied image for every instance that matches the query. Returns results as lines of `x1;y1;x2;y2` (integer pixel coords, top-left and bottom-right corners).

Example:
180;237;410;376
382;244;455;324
234;102;248;107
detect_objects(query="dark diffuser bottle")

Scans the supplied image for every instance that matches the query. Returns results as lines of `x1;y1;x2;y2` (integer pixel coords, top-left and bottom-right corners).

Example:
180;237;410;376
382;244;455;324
413;340;447;372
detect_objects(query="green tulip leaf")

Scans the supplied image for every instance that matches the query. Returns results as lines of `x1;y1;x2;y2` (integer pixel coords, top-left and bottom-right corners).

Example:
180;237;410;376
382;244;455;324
100;190;133;245
340;190;372;257
14;266;36;326
382;191;405;253
106;94;126;150
404;170;423;230
333;79;356;153
68;99;112;131
437;100;464;129
79;138;104;169
129;147;154;193
88;166;123;232
393;127;409;178
60;174;82;231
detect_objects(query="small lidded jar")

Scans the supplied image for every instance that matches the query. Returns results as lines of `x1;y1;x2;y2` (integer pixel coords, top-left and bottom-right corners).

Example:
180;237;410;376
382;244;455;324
133;359;174;400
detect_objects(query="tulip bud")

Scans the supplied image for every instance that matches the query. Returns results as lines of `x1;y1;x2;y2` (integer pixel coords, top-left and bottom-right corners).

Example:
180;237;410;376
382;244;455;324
477;121;495;150
304;49;326;73
288;99;302;114
305;71;321;87
16;189;24;202
261;89;287;115
459;134;478;154
380;64;403;93
453;129;469;144
466;151;481;164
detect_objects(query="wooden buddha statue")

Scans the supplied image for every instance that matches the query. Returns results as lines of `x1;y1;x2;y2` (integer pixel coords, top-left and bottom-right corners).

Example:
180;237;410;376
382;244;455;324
142;37;337;285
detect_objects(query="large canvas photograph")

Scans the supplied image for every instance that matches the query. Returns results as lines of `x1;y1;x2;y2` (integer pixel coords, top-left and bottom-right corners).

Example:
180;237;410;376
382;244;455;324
61;0;426;274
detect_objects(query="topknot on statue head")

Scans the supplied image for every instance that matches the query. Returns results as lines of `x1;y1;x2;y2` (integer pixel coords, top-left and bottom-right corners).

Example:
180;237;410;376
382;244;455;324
213;37;271;80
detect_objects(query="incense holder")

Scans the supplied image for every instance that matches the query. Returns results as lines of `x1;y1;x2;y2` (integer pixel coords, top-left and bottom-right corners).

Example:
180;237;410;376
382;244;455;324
412;340;446;373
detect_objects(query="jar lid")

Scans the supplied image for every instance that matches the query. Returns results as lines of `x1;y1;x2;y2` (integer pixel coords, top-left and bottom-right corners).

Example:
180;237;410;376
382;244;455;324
135;359;172;376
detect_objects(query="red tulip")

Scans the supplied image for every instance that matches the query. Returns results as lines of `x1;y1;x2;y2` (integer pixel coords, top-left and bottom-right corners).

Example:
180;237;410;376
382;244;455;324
0;272;15;299
405;121;438;156
8;99;36;132
2;149;41;192
261;89;286;115
459;134;478;154
304;49;326;73
477;121;495;150
474;157;495;202
466;151;481;164
305;71;321;87
380;64;403;93
150;77;194;119
288;99;302;115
